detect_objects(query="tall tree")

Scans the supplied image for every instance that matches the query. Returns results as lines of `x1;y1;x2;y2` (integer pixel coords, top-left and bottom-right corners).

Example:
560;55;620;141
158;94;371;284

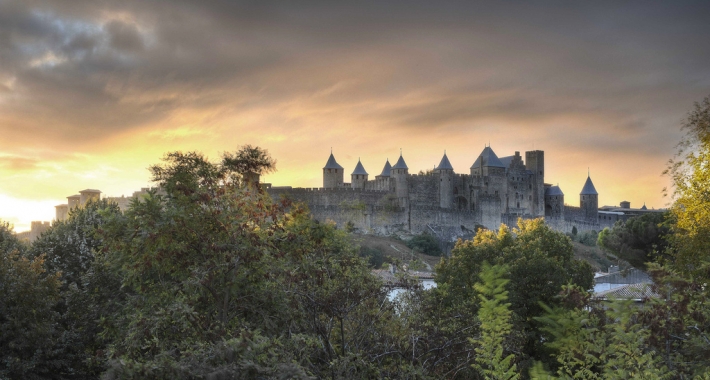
27;199;126;379
597;212;671;270
435;219;594;373
664;95;710;278
0;222;61;379
473;263;519;380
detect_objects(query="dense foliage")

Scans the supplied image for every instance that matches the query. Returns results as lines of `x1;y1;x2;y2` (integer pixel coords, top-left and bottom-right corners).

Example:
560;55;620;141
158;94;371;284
2;94;710;379
406;233;443;256
597;212;671;269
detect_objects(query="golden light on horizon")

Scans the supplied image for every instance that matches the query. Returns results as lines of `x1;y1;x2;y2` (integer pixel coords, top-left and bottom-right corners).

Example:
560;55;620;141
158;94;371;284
1;1;706;231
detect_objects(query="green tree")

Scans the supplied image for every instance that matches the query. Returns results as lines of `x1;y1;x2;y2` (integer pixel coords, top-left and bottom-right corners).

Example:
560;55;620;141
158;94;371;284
99;147;422;378
0;222;61;379
27;199;126;378
597;212;671;270
473;263;519;380
664;95;710;278
534;287;672;379
407;233;442;256
435;219;594;372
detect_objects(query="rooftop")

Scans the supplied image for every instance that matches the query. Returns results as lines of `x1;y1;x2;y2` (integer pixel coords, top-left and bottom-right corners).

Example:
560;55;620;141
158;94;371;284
580;175;598;195
471;146;506;169
392;154;408;170
436;152;454;170
323;153;344;169
351;159;368;175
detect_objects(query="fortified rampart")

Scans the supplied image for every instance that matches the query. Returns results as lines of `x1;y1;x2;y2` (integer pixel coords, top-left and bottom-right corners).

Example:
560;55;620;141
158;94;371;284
18;148;664;245
267;147;665;243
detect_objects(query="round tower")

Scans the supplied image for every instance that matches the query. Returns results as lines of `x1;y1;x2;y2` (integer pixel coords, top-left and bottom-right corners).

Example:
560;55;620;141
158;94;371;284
391;152;409;207
580;173;598;222
323;152;344;188
351;158;368;189
375;159;392;191
544;185;564;218
436;151;454;209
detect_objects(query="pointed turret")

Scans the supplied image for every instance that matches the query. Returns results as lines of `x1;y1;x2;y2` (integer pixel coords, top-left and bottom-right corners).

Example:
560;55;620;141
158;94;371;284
580;173;599;221
580;175;598;195
351;158;369;189
375;159;392;191
351;159;368;175
392;154;408;170
322;151;344;188
391;152;409;207
641;203;647;210
436;152;454;171
323;153;344;170
378;159;392;177
436;151;454;209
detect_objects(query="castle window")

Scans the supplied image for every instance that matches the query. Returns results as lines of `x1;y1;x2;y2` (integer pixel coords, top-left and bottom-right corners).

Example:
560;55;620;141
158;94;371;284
529;184;532;190
495;191;498;195
328;169;331;173
517;202;520;208
529;195;532;200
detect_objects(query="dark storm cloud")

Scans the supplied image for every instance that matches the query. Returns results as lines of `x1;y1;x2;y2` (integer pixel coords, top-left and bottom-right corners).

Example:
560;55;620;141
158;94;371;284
0;0;708;154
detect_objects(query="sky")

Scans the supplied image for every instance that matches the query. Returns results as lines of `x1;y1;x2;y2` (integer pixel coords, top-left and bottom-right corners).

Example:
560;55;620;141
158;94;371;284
1;1;709;232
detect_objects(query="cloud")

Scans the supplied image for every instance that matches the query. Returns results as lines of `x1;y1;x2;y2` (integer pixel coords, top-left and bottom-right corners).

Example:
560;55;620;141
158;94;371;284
0;156;39;171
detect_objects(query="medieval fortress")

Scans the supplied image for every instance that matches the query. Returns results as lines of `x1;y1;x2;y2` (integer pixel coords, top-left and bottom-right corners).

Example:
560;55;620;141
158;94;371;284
19;147;660;242
265;147;659;241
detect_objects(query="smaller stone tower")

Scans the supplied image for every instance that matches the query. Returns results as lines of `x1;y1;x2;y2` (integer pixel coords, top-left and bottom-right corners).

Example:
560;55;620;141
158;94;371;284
67;194;81;209
323;152;344;188
351;158;368;189
544;185;564;218
375;159;392;191
580;173;599;222
55;204;69;222
435;151;454;209
391;152;409;207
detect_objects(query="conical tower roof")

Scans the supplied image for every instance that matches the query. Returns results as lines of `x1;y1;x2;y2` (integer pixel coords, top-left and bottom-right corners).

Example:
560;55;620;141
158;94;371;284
323;152;343;169
470;146;506;169
351;158;368;175
641;203;647;210
378;159;392;177
436;152;454;170
545;185;564;196
392;153;408;169
580;175;598;195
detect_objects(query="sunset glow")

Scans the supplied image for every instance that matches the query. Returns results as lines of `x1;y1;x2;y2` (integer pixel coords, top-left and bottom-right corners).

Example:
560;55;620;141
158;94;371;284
2;1;709;231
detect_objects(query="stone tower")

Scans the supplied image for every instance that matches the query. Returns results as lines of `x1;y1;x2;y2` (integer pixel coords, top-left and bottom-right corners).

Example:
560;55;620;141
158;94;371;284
580;174;598;222
351;158;368;189
544;185;564;218
435;152;454;209
375;159;392;191
526;150;545;216
391;152;409;207
323;152;344;188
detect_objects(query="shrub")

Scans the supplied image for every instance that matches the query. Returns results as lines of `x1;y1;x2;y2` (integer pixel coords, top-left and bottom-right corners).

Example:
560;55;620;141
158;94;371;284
406;233;442;256
359;246;385;269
